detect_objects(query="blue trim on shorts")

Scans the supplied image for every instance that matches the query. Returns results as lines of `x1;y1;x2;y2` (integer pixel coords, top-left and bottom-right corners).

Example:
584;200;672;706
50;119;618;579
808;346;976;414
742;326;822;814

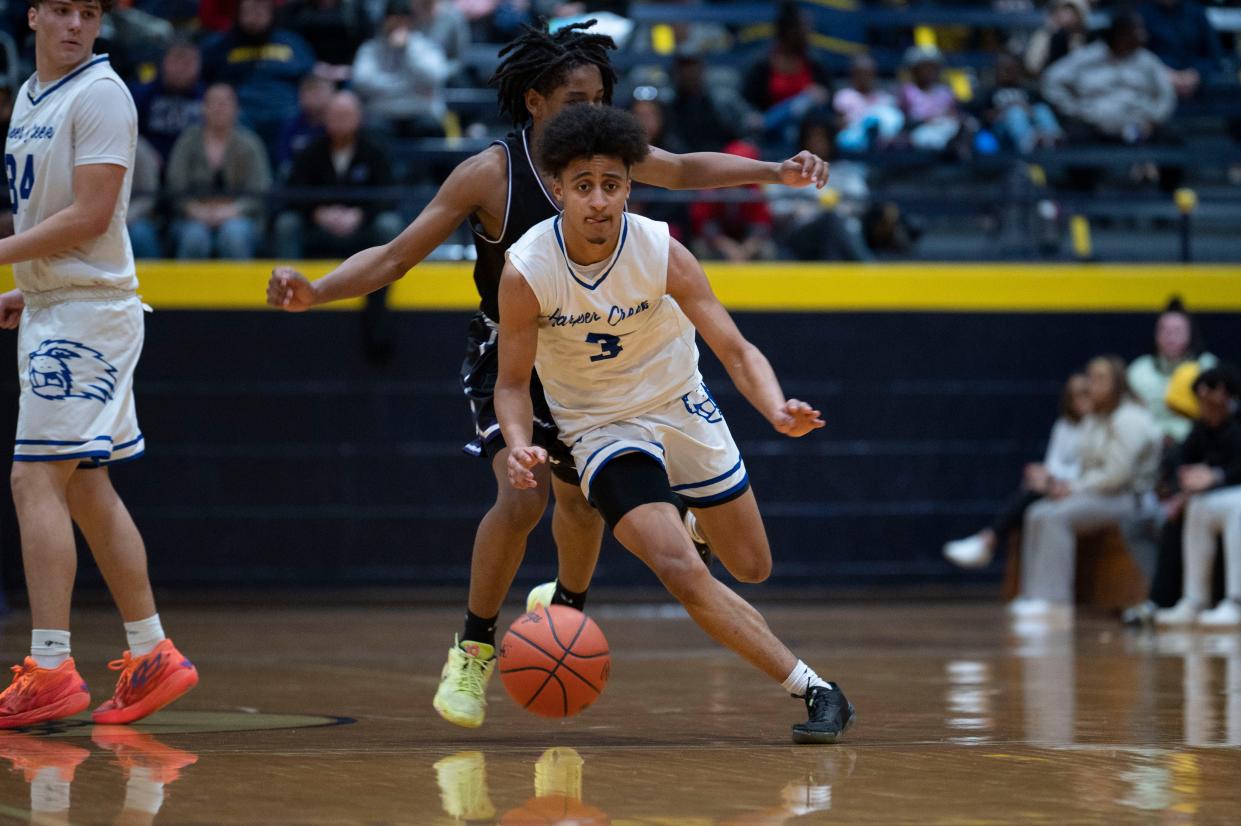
586;447;666;498
14;450;110;462
670;459;744;492
93;449;145;467
15;436;114;445
678;473;751;506
113;434;144;451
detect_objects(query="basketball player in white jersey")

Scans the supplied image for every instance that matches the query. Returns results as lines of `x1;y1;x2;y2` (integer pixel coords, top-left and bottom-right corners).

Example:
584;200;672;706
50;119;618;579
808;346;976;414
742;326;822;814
495;104;854;743
0;0;197;728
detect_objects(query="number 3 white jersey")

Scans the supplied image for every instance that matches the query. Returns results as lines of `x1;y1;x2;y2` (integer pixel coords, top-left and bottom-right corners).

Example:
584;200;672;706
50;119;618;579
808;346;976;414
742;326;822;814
507;212;702;445
5;55;137;296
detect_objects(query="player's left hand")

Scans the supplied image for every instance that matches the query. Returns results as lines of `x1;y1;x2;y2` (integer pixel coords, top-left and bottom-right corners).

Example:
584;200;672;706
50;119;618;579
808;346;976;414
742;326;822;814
0;289;24;330
771;399;824;437
508;445;548;489
778;151;829;189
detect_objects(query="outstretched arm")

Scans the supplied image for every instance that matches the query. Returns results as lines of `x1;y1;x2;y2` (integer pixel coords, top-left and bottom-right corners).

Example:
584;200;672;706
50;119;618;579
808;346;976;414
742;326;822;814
666;238;823;437
633;145;828;191
267;147;503;310
495;261;546;488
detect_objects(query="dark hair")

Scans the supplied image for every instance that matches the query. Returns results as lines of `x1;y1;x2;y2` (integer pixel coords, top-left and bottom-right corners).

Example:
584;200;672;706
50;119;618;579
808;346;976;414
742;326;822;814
538;105;650;178
1153;295;1207;359
29;0;114;11
490;19;618;126
1059;372;1089;423
1106;9;1144;46
1193;364;1241;398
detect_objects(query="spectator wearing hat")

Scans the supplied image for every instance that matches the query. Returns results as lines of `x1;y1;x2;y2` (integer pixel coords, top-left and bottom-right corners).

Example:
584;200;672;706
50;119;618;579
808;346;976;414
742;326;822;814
898;45;962;151
1154;365;1241;627
351;0;450;138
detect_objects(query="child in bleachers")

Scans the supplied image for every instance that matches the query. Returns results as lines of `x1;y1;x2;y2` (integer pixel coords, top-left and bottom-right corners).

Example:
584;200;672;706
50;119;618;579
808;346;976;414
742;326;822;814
833;54;904;153
982;52;1063;154
898;46;962;151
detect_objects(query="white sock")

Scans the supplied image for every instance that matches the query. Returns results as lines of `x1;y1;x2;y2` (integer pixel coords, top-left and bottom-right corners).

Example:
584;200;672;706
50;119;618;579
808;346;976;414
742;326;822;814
31;629;71;670
782;659;831;698
124;614;166;656
123;767;166;815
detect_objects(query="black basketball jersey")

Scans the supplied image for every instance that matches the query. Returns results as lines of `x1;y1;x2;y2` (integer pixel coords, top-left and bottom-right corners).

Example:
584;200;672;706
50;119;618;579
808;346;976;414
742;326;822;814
470;128;561;322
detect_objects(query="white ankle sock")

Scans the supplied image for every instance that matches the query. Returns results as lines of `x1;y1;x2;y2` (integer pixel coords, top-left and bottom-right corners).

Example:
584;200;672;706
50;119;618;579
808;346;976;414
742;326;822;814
123;768;166;814
782;659;831;697
31;629;71;669
124;614;166;656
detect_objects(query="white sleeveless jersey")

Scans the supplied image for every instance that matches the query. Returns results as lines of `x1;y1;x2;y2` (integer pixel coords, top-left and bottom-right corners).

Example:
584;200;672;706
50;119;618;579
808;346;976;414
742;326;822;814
508;212;702;444
5;55;137;295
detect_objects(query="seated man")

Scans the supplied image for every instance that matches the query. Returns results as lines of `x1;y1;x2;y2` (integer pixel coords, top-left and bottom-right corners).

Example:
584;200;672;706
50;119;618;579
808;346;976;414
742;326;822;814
494;104;854;744
1156;365;1241;627
275;91;404;260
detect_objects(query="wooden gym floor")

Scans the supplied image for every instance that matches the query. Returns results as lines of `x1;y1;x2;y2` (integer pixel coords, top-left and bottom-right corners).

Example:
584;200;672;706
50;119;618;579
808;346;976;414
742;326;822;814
0;600;1239;824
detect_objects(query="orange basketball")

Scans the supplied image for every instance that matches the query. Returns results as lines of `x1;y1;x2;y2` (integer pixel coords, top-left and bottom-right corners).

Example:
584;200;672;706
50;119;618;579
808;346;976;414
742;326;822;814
498;605;610;718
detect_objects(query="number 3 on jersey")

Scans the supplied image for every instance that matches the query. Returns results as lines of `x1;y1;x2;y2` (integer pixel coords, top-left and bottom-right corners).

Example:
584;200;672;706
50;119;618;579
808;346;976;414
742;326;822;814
5;154;35;215
586;332;623;362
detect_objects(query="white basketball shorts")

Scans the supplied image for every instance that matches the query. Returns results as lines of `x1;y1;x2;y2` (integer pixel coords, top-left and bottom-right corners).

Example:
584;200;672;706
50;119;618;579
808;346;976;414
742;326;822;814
570;382;750;508
14;294;145;465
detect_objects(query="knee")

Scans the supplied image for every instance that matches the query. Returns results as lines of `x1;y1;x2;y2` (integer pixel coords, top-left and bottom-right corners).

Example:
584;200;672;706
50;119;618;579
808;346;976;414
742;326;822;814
652;551;713;604
492;488;549;532
730;555;771;584
554;490;599;527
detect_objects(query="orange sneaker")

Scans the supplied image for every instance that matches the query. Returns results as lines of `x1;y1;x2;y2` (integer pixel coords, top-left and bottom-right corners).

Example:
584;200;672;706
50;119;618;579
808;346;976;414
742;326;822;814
0;732;91;782
92;639;198;725
92;727;198;783
0;658;91;729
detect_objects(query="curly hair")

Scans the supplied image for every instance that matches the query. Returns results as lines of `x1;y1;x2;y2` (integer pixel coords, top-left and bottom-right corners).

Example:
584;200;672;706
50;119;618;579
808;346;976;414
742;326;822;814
489;19;618;126
537;105;651;179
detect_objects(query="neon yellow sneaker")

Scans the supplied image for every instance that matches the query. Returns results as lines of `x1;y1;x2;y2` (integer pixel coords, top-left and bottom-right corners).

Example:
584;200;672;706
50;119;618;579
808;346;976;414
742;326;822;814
534;747;583;800
433;751;495;821
526;582;557;613
432;637;496;729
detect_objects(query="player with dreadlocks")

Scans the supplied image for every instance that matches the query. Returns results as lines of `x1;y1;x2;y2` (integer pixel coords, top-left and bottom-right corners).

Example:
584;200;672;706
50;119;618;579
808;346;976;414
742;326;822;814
265;19;831;730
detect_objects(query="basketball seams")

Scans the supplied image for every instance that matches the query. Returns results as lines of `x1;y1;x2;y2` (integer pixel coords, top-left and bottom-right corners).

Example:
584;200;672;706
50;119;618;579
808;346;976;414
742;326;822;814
545;606;608;658
505;628;604;693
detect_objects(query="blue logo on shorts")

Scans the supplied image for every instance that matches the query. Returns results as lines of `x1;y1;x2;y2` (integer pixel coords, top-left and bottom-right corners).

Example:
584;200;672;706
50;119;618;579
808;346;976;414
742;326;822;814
682;385;723;423
28;340;117;403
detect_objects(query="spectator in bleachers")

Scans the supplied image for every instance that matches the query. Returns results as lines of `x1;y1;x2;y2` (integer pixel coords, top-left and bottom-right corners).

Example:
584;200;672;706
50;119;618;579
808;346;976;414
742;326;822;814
981;52;1063;154
276;75;335;174
411;0;471;81
1010;356;1161;628
628;94;691;239
742;1;832;153
898;46;963;152
99;0;175;82
1024;0;1092;77
166;84;272;260
274;91;404;259
688;140;777;262
199;0;240;33
944;372;1091;569
1139;0;1224;99
1128;298;1216;444
131;38;204;164
351;0;450;138
128;136;164;259
284;0;372;83
1041;12;1176;147
662;52;749;154
1154;364;1241;627
201;0;316;154
833;53;904;153
768;112;871;261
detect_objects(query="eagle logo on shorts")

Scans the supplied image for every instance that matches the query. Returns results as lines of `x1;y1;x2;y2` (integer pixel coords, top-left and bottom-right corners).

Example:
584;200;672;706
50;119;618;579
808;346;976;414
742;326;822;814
683;385;723;424
28;340;118;403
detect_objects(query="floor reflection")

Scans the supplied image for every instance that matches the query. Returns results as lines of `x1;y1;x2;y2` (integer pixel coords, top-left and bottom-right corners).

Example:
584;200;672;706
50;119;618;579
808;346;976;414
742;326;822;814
0;728;197;825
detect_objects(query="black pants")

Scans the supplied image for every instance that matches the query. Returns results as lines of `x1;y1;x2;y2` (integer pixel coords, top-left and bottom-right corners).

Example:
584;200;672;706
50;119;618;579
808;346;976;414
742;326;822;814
990;489;1043;537
1147;515;1226;608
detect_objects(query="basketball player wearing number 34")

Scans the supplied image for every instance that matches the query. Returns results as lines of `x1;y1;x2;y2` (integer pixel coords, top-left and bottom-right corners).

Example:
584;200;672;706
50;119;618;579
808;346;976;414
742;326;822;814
0;0;197;728
494;104;854;744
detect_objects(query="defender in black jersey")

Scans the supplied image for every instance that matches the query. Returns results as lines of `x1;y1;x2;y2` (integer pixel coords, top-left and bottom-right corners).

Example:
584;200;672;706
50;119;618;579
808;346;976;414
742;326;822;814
266;20;831;730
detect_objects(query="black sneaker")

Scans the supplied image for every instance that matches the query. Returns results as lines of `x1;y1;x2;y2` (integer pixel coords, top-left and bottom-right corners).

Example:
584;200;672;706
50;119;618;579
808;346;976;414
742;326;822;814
683;509;713;567
792;684;855;745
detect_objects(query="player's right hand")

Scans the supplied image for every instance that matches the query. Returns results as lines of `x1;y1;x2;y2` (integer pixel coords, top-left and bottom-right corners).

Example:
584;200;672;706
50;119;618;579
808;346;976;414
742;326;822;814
508;446;548;489
267;267;316;311
0;289;24;330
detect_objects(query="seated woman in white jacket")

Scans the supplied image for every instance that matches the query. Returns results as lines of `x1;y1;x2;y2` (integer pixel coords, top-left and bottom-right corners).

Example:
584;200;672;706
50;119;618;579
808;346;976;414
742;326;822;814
944;372;1091;568
1011;356;1162;626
